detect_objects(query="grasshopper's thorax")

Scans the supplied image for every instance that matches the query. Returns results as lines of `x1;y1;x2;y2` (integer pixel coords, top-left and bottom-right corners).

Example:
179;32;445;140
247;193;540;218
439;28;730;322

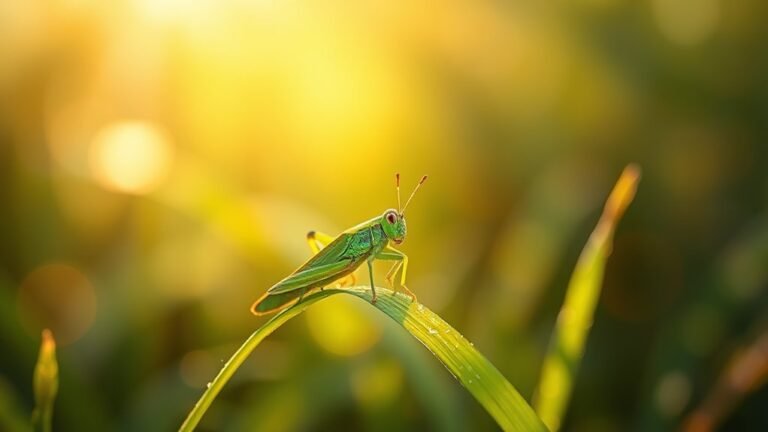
380;208;407;245
346;223;388;258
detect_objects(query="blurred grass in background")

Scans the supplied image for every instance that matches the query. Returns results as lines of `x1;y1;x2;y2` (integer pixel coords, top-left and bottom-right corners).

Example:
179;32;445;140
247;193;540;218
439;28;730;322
1;0;767;430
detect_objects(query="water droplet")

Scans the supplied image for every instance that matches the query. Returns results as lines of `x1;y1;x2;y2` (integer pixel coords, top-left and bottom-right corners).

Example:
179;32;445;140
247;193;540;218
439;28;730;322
428;328;438;335
468;379;473;384
206;382;212;389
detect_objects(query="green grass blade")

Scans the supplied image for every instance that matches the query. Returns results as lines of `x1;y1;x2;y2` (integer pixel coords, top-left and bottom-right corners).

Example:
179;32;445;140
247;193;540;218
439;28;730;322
533;164;641;431
31;329;58;432
179;287;547;432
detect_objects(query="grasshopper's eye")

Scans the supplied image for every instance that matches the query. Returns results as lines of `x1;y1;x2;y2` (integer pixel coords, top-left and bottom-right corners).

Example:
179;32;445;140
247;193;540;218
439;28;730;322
386;212;397;224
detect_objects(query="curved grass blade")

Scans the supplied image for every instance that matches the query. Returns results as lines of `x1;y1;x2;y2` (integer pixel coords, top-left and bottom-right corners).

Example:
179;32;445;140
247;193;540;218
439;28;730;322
179;287;547;432
533;164;641;431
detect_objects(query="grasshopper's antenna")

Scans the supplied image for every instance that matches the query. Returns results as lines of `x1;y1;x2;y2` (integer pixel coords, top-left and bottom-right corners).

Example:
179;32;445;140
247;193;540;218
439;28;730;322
396;173;402;212
401;175;428;214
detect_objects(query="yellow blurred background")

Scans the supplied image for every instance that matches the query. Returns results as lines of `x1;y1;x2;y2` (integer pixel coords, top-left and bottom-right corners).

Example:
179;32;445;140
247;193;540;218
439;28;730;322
1;0;767;430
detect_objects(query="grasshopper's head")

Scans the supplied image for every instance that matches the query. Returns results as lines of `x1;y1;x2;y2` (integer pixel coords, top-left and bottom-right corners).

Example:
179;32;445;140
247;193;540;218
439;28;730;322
382;174;428;245
381;209;407;244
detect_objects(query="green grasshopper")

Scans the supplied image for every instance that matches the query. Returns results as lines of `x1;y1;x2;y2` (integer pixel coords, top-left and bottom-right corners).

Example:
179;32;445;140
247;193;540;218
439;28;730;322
251;174;427;315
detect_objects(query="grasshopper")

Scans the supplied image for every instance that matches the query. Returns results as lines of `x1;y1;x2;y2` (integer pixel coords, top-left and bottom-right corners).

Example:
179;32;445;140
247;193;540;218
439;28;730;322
251;174;427;315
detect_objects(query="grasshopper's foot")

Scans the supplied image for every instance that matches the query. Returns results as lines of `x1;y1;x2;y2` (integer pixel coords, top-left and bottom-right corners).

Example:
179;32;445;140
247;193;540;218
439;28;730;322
400;284;417;303
387;278;416;302
385;276;396;292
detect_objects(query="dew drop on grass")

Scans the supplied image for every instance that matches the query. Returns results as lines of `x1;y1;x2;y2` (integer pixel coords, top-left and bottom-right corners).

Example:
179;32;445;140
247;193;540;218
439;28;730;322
428;328;438;335
468;379;473;384
206;382;212;389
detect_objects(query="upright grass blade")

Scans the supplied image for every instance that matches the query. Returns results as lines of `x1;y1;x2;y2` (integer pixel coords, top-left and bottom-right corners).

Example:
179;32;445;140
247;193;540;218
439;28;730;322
179;287;547;432
31;329;58;432
533;164;641;431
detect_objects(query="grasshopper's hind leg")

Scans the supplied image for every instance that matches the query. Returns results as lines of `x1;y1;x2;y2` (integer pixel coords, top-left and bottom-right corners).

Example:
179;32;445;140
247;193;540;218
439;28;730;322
367;258;377;303
306;230;356;289
306;230;335;254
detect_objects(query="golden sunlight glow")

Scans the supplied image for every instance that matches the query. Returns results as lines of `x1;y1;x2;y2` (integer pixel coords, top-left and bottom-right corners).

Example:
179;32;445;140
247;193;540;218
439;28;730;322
134;0;186;23
306;295;381;357
286;46;401;150
134;0;215;24
89;121;173;194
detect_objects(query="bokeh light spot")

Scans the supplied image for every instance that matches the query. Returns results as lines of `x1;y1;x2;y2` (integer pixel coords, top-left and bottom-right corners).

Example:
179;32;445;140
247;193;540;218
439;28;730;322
305;294;380;357
351;359;403;410
17;263;97;346
655;371;691;417
652;0;720;46
89;121;173;194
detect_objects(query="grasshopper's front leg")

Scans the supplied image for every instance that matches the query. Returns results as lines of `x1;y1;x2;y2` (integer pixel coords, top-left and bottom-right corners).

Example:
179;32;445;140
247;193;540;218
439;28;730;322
376;246;416;302
367;227;378;303
367;258;377;303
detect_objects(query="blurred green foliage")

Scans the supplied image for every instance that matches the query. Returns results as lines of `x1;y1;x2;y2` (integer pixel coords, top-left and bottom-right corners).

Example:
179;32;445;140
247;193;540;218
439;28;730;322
1;0;768;430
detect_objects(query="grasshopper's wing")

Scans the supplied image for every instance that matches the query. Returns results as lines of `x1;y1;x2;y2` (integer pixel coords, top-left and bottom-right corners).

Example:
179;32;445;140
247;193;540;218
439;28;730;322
267;260;354;294
252;232;363;316
266;232;359;295
302;232;353;267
